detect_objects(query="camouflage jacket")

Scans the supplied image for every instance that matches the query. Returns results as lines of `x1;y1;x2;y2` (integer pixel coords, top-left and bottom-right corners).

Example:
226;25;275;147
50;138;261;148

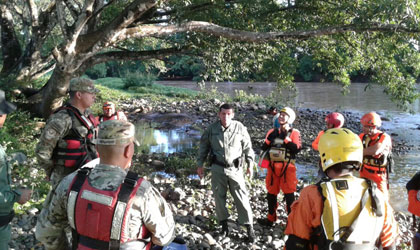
0;145;21;216
35;163;176;250
197;120;255;168
35;105;97;186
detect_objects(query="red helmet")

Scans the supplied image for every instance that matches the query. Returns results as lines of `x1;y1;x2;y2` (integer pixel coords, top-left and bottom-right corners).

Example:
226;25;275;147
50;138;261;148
325;112;345;128
361;112;381;127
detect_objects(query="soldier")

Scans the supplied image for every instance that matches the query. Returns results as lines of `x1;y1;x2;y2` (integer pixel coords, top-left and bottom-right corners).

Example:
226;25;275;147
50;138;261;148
35;120;176;249
35;78;99;187
284;128;398;250
97;101;127;123
0;90;32;249
196;103;256;242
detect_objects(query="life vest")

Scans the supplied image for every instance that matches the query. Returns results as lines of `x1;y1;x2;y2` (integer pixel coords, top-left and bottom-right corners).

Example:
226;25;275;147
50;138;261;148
67;168;151;250
98;111;123;123
267;129;297;164
316;176;384;249
361;133;388;168
53;105;98;169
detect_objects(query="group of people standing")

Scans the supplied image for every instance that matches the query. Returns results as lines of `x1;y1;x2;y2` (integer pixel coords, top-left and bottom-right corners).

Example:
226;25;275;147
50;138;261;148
197;103;401;249
0;77;418;249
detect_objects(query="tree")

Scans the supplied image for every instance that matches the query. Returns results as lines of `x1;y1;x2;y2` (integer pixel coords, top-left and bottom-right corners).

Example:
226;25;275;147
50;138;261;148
1;0;420;117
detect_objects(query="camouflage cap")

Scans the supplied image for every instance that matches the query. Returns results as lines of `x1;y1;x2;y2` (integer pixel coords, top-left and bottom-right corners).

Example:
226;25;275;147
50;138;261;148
0;90;16;115
69;78;100;94
96;120;139;146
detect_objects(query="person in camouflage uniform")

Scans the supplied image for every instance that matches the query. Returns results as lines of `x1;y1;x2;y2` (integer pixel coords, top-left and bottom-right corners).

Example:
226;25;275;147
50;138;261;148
35;120;176;249
35;78;99;188
196;103;256;242
0;90;32;249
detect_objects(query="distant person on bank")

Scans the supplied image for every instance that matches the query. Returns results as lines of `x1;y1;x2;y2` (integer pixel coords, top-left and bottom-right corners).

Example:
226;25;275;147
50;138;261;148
97;101;127;123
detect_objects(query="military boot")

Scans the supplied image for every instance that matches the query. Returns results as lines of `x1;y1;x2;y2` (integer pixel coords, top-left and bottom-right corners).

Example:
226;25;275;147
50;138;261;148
246;224;256;243
221;220;230;237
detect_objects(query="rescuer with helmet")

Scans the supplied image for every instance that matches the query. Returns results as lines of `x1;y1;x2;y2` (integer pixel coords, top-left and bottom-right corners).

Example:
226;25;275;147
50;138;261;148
312;112;345;179
359;111;392;198
258;107;301;226
35;120;175;249
312;112;345;151
284;128;399;250
406;172;420;250
97;101;127;123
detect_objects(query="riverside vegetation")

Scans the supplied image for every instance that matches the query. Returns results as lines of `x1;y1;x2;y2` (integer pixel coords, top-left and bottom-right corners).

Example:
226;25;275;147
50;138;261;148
4;78;417;249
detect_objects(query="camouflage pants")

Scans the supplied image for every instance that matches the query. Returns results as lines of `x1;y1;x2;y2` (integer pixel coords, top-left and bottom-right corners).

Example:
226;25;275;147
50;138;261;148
210;164;253;225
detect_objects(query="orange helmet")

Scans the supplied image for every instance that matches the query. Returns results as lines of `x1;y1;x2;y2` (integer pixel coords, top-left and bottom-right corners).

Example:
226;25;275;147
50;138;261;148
361;112;381;127
103;101;115;110
325;112;345;128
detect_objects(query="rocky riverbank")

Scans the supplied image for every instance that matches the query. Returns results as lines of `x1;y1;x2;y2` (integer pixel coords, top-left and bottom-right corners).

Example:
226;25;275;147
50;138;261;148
9;98;416;249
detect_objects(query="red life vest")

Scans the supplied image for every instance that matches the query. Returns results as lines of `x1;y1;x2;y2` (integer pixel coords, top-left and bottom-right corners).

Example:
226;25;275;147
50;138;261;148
53;105;98;169
67;169;151;250
99;112;123;123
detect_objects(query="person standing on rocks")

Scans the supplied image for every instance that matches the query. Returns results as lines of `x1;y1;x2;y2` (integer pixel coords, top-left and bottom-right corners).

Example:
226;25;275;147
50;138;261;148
35;78;99;188
359;111;392;198
97;101;127;123
196;103;256;242
406;172;420;249
312;112;345;179
257;107;301;227
284;128;399;250
0;90;32;249
268;106;280;129
36;120;175;249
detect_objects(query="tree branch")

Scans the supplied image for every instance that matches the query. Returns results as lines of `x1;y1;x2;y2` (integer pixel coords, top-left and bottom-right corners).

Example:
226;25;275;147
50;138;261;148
123;21;420;43
0;3;22;74
27;0;39;27
74;0;157;54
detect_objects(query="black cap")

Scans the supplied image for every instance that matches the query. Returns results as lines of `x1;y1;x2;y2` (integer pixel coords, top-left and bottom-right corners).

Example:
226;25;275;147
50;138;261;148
0;90;16;115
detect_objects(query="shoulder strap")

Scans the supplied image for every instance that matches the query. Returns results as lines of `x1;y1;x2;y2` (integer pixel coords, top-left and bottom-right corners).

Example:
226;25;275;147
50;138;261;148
109;171;141;250
60;105;95;131
68;167;93;250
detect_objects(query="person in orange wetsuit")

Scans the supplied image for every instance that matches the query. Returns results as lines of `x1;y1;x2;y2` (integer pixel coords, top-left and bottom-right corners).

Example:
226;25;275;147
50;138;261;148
285;128;399;250
407;172;420;250
312;112;345;179
257;107;301;227
359;111;392;198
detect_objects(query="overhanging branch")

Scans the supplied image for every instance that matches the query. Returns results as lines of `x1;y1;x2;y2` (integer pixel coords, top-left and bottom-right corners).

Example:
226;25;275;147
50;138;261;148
123;21;420;43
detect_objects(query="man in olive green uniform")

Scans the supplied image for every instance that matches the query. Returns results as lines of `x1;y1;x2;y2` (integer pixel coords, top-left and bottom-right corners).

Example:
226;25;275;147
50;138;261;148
0;90;32;249
197;103;256;242
36;120;176;249
35;78;99;187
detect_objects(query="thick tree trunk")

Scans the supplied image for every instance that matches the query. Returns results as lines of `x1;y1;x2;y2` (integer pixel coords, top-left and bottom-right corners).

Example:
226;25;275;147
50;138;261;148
26;69;73;119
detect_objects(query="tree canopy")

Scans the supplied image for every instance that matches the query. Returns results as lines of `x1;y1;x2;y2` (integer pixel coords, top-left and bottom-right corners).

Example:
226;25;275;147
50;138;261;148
1;0;420;117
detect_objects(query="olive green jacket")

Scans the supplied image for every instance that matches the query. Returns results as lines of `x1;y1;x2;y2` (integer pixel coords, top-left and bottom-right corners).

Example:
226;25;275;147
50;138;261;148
198;120;255;168
0;145;21;216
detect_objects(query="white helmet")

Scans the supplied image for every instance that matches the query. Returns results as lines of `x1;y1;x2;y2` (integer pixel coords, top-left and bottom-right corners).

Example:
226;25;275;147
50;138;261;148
280;107;296;124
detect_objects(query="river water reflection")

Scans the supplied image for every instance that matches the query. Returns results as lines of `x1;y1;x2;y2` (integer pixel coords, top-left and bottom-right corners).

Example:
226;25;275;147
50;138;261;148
144;81;420;213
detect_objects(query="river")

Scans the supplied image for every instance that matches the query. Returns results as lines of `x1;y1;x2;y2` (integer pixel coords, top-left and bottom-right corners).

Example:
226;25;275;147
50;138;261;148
144;81;420;213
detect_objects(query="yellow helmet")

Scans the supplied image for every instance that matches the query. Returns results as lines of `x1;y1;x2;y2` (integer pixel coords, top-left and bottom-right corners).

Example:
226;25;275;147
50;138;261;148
280;107;296;124
318;128;363;172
